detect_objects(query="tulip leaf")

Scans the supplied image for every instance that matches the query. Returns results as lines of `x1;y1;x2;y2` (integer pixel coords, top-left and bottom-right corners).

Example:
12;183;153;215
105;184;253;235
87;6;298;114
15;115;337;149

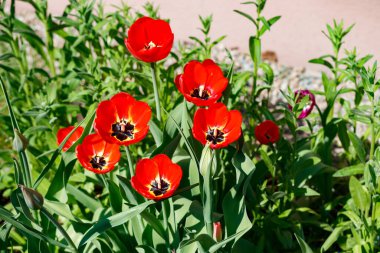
294;233;313;253
79;200;155;247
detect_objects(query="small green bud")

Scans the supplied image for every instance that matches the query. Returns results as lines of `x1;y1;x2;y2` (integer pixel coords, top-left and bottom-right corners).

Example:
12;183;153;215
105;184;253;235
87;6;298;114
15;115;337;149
13;129;28;152
19;185;44;210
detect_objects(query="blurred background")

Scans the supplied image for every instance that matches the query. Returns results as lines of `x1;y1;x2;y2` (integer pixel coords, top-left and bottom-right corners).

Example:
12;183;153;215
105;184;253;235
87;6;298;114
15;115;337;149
15;0;380;69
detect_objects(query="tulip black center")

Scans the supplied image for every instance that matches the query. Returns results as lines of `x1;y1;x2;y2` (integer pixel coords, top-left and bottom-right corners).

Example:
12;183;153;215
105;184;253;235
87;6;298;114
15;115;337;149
206;128;225;145
90;155;106;170
150;178;170;196
265;133;272;140
111;120;135;141
191;86;210;100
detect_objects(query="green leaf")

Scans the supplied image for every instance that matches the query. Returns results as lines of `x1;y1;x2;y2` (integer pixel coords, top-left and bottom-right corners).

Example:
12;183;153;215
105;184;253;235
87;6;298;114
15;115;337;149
321;225;347;252
294;233;313;253
249;36;261;66
136;245;159;253
259;16;281;36
232;151;256;186
233;10;257;26
333;164;364;177
259;148;275;177
45;152;76;202
163;108;199;167
107;179;123;213
149;120;163;146
66;184;102;213
222;187;252;247
209;227;251;253
79;200;155;247
44;199;82;222
337;121;350;151
0;206;69;249
347;132;366;163
349;176;370;213
309;58;333;69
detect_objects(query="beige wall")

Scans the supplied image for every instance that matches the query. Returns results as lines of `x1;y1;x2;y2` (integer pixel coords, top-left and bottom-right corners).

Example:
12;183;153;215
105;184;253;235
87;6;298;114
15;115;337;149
15;0;380;68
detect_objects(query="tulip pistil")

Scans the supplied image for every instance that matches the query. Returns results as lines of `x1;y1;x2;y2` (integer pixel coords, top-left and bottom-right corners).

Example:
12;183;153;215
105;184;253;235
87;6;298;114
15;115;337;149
144;41;157;50
191;85;210;100
206;128;225;145
150;178;170;196
112;120;135;141
90;155;106;170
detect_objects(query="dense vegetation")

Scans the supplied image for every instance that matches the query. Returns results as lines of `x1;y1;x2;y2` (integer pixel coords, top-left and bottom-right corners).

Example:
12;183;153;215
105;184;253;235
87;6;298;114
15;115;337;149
0;0;379;252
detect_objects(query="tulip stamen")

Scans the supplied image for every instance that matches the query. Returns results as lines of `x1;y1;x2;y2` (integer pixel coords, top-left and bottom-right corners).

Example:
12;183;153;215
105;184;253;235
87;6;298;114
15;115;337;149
112;119;135;141
191;85;210;100
90;155;106;170
206;128;225;145
145;41;158;50
150;178;170;196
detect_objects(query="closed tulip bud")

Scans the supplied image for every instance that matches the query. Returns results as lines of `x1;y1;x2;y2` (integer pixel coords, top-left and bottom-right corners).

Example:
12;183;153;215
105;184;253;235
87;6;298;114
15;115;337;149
213;222;222;242
13;129;28;152
19;185;44;210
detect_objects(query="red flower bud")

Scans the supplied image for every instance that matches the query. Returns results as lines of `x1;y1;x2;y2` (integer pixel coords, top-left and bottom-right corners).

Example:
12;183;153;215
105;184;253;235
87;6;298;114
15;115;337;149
254;120;280;145
213;222;222;242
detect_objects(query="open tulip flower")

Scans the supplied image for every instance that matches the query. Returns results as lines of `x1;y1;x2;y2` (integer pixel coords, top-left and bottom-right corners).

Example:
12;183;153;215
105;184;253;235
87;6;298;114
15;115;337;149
175;59;228;107
76;133;121;174
131;154;183;200
192;103;242;149
254;120;280;145
57;126;84;152
289;89;316;119
94;92;151;146
125;16;174;63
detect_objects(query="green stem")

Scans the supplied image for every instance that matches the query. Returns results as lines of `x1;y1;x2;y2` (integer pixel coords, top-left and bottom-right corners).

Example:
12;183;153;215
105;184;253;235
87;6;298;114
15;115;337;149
250;7;261;100
369;99;375;160
150;63;162;122
202;150;214;238
0;76;32;188
169;198;179;247
40;207;78;253
124;146;134;178
20;152;32;189
161;201;171;251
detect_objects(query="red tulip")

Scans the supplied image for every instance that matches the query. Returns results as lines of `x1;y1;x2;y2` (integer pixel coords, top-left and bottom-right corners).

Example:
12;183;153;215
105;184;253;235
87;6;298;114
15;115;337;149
131;154;182;200
254;120;280;145
192;103;242;149
76;133;120;174
125;17;174;63
288;90;316;119
94;92;151;146
175;59;228;107
57;126;84;152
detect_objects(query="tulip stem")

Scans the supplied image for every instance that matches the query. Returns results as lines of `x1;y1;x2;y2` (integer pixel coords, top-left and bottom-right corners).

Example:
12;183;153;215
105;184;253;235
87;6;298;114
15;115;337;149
124;146;134;178
202;149;215;238
150;63;162;122
369;98;375;160
161;201;171;251
0;76;32;188
40;207;78;253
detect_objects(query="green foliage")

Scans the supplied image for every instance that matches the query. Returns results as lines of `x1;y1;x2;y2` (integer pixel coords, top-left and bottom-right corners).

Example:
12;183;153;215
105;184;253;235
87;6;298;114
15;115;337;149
0;0;379;252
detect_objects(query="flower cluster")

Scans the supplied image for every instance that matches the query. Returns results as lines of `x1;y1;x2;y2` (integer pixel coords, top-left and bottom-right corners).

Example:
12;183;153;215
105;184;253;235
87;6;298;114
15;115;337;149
55;16;316;200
